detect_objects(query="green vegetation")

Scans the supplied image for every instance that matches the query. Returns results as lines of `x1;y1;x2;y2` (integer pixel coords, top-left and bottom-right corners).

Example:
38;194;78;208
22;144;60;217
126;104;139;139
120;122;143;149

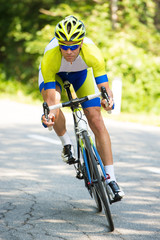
0;0;160;117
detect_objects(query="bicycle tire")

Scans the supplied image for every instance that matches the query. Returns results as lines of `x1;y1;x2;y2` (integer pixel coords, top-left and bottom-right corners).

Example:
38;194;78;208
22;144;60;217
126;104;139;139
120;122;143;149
77;131;102;211
84;147;102;212
82;131;114;231
92;182;102;212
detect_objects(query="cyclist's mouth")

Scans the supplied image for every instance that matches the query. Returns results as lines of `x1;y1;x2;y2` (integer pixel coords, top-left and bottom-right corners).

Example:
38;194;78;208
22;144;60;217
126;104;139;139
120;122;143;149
65;56;75;62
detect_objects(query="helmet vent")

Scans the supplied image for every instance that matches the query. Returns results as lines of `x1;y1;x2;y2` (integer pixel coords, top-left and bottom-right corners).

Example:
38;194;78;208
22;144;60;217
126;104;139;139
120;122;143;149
78;33;85;39
70;32;79;41
58;24;62;29
77;24;82;29
55;16;86;41
59;31;67;40
67;22;71;34
55;32;59;39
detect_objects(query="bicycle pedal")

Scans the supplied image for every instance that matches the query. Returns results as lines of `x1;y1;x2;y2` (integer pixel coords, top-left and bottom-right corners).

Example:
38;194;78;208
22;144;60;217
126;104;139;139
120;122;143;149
67;159;79;165
76;173;84;180
106;184;115;204
106;184;123;204
110;196;122;204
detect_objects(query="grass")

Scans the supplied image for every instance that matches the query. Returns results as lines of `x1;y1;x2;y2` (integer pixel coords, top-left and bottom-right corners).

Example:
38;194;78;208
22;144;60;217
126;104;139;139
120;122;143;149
0;90;42;106
102;111;160;127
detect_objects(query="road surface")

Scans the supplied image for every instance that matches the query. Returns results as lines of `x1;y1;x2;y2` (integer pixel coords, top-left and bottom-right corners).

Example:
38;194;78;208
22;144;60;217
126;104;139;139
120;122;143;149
0;99;160;240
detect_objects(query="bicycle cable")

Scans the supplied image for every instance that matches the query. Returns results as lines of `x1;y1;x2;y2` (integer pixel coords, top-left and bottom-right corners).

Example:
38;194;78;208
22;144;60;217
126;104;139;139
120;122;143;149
75;107;87;125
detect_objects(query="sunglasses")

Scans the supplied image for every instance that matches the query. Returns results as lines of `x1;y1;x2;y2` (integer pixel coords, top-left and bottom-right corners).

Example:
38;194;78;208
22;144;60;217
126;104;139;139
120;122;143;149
59;41;81;51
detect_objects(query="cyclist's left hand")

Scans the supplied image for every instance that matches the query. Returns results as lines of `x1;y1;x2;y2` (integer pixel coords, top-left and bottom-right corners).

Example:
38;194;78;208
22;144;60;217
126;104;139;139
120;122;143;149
101;97;114;111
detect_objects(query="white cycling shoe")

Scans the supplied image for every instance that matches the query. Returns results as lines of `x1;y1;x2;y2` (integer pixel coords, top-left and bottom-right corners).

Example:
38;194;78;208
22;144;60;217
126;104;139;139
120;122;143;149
106;181;125;203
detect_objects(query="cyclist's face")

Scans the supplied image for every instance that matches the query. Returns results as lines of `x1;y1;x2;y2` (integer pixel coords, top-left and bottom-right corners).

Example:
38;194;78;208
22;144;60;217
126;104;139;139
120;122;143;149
59;41;83;63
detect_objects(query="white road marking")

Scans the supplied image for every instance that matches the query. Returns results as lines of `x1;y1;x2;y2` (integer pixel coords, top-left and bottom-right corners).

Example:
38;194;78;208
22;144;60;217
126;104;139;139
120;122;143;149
143;167;160;174
28;134;61;145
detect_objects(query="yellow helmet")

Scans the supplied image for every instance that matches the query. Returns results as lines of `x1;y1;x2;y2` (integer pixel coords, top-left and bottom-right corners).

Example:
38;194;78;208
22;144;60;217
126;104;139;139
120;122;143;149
55;15;86;42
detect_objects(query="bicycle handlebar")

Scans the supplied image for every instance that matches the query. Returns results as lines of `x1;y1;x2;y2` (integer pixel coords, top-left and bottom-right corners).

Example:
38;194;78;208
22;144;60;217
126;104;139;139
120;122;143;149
48;92;102;111
43;86;114;115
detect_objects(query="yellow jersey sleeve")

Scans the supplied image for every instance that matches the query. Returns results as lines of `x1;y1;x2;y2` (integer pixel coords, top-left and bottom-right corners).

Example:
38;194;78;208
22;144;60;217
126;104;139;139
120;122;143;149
41;46;61;85
80;43;106;78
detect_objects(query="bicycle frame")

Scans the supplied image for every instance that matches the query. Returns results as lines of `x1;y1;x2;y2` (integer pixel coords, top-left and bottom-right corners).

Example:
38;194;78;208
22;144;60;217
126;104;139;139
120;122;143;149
43;81;114;231
49;81;108;186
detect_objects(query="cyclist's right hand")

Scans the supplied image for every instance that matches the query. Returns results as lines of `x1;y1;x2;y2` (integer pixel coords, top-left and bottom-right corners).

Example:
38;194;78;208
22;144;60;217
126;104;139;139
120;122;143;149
42;113;55;128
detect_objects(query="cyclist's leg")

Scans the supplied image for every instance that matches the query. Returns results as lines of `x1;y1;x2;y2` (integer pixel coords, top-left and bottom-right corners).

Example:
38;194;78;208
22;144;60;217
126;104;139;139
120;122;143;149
39;71;75;162
74;68;124;201
74;68;113;166
84;107;113;166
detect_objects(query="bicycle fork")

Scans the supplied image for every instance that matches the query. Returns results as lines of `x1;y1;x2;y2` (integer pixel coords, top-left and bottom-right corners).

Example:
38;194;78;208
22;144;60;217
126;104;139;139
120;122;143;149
73;110;109;194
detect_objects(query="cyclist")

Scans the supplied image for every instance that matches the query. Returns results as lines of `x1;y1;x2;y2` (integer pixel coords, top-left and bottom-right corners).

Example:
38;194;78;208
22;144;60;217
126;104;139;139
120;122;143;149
39;15;124;202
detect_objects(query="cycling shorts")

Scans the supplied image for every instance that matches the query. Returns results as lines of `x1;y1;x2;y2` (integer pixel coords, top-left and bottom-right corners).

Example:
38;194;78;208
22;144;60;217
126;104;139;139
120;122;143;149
38;68;101;109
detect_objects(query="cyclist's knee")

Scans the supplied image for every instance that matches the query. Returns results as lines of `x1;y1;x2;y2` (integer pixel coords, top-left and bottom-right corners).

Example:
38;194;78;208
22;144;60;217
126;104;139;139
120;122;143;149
84;107;105;133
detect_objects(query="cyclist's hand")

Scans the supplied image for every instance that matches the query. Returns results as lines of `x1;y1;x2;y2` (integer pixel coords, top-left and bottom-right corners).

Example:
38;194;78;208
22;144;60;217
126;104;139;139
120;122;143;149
101;97;114;111
42;113;55;127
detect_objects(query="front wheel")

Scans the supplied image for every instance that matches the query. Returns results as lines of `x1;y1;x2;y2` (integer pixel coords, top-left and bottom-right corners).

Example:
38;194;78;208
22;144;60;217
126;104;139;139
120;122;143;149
82;131;114;231
92;182;102;212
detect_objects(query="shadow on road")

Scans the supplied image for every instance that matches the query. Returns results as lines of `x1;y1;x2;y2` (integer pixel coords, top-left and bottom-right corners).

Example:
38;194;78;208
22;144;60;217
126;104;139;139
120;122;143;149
0;123;160;240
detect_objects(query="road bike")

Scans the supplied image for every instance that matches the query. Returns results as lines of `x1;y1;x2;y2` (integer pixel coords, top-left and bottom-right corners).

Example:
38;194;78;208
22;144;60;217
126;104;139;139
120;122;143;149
43;81;114;231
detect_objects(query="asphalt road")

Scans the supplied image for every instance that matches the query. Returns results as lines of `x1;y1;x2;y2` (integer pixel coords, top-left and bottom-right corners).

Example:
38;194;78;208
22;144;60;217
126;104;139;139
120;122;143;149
0;99;160;240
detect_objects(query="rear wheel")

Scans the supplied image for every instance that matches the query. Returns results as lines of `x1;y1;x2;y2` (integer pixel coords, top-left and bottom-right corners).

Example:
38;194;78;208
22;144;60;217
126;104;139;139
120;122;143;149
82;131;114;231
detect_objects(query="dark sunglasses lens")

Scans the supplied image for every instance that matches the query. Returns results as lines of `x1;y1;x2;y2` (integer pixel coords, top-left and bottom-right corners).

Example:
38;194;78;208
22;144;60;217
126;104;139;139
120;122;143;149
70;45;79;50
60;45;68;50
60;44;79;51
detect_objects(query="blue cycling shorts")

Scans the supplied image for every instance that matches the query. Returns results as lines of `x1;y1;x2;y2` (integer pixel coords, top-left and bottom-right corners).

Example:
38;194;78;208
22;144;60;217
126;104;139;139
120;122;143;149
39;68;101;109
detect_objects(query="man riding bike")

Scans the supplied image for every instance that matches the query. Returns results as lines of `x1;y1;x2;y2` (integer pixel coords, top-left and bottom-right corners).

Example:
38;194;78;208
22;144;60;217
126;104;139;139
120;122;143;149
39;15;124;202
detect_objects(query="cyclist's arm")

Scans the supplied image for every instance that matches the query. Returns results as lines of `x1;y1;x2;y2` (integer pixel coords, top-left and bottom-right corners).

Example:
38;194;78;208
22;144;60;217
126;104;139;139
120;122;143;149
97;82;113;98
41;64;57;126
41;48;62;125
41;88;56;127
83;45;114;109
81;43;113;107
97;82;114;110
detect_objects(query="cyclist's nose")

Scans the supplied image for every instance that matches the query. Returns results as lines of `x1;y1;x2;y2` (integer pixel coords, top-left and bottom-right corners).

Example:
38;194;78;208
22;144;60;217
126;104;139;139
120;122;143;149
66;48;72;54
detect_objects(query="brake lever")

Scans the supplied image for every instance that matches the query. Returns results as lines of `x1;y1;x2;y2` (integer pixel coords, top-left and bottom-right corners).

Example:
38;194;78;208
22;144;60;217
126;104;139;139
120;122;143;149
43;102;53;131
101;86;114;114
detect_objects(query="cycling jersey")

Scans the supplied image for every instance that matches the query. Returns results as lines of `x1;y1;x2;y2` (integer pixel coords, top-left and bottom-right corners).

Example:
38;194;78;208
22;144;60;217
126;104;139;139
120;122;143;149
39;37;108;108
